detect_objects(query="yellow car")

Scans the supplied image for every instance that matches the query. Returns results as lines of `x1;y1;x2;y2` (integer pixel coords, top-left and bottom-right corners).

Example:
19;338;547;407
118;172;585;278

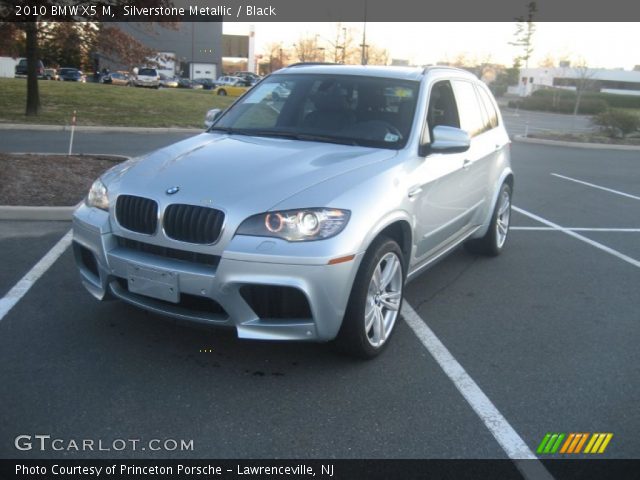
212;77;251;97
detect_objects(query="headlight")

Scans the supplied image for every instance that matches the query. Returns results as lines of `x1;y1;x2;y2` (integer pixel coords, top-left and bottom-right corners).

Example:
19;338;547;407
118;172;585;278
236;208;350;242
86;178;109;210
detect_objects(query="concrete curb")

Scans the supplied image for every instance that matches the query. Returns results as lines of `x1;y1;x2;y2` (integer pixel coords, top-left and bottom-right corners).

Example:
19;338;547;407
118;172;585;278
0;204;79;221
0;153;129;221
0;123;202;134
513;135;640;151
7;152;131;161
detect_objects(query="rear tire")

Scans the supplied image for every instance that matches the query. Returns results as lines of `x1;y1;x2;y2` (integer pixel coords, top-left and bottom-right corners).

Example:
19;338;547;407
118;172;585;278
217;89;227;96
465;182;512;256
335;237;405;359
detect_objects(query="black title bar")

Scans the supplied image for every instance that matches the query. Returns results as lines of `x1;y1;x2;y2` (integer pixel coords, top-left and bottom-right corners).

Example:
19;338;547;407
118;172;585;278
2;0;640;22
2;459;640;480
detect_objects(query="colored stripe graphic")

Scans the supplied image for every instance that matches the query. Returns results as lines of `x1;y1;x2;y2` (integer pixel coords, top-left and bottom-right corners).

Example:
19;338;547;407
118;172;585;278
536;433;551;454
540;433;613;454
560;433;575;454
574;433;589;453
537;433;565;454
550;434;565;453
544;434;559;454
585;433;614;454
567;434;582;453
598;434;613;453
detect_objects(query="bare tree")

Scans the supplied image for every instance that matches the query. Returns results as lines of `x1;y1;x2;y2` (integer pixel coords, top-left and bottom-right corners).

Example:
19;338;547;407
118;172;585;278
292;26;388;66
365;45;389;66
537;53;556;68
572;60;596;115
293;35;324;63
261;41;290;73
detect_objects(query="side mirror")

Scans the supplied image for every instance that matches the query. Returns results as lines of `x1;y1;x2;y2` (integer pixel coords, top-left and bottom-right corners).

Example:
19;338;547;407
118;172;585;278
419;125;471;156
204;108;223;129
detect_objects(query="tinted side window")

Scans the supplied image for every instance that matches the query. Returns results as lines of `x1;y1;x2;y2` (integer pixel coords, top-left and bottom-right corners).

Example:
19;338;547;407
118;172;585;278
427;80;460;133
452;80;485;137
476;86;499;130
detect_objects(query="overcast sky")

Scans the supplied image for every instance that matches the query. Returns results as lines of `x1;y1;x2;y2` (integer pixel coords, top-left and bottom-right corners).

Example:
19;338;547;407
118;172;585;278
223;22;640;70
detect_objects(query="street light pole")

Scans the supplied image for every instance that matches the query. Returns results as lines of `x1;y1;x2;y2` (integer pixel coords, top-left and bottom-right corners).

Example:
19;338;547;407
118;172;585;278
342;27;347;64
360;0;368;65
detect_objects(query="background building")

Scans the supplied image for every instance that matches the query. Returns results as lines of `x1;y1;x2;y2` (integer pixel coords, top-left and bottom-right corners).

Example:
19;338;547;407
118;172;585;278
511;67;640;97
99;22;223;79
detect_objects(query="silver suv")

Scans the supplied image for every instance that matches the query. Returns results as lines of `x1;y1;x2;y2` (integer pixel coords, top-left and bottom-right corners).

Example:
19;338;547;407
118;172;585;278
134;67;159;88
73;65;513;358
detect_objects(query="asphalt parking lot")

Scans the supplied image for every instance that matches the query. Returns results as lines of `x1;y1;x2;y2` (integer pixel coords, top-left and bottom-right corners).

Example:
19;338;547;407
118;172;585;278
0;140;638;474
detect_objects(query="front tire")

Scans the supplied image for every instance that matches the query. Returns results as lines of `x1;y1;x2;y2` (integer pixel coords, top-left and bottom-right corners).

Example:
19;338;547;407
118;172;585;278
336;237;405;359
465;182;512;256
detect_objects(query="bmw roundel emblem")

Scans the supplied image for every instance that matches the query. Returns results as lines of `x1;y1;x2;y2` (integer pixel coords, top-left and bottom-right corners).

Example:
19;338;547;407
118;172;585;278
166;186;180;195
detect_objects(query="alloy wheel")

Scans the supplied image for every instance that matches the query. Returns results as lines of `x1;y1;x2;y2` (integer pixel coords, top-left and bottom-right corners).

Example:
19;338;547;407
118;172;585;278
364;252;403;348
496;189;511;248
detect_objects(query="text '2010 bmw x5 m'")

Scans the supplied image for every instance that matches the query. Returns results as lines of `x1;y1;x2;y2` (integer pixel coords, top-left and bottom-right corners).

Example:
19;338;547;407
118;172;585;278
73;64;513;358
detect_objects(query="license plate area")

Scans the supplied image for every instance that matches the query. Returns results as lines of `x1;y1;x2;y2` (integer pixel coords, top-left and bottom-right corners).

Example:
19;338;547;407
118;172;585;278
127;264;179;303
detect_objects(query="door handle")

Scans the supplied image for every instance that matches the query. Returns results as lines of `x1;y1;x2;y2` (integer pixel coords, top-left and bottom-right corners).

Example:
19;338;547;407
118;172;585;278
462;159;472;170
408;186;423;199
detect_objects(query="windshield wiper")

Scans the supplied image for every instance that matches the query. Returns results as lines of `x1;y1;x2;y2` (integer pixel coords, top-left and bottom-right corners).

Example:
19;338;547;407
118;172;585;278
243;129;360;146
208;126;251;136
295;133;359;146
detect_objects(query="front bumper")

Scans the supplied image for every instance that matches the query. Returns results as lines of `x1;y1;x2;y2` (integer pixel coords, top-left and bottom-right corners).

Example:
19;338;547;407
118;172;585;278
72;205;362;342
135;80;159;87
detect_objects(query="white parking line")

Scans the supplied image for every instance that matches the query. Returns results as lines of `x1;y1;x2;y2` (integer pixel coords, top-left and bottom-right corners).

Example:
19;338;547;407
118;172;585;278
551;173;640;201
0;230;72;323
402;302;554;479
513;206;640;269
511;227;640;232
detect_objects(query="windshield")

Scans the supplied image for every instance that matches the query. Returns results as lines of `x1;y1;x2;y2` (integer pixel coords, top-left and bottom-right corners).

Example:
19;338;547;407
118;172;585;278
210;73;419;149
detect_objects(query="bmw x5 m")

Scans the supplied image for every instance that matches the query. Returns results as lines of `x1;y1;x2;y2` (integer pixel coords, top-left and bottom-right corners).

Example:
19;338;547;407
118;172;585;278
73;64;513;358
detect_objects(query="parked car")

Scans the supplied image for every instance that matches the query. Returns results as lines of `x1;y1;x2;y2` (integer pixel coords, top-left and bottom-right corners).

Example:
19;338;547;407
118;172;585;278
176;78;202;89
233;71;261;85
104;72;131;86
58;68;86;82
74;65;513;359
215;75;245;86
193;78;217;90
14;58;45;78
43;68;58;81
159;74;178;88
212;78;251;96
134;67;159;88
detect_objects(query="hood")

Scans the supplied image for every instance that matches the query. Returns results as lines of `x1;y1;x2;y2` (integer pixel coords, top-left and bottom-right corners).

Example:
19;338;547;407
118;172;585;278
112;133;397;214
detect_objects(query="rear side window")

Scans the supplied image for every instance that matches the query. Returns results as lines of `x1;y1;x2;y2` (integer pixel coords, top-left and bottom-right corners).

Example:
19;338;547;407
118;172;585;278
476;86;499;130
452;80;485;137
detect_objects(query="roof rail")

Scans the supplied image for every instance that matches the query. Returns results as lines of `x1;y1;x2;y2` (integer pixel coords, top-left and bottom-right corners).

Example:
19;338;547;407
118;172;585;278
286;62;340;68
422;65;472;75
